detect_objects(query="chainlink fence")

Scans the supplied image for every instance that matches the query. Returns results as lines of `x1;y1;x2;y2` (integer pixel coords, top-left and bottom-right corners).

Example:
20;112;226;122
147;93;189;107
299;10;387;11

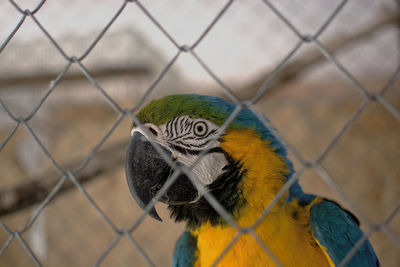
0;0;399;266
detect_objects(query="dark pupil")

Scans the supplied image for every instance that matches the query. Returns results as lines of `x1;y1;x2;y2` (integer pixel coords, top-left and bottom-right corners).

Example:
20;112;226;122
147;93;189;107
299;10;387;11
197;125;203;132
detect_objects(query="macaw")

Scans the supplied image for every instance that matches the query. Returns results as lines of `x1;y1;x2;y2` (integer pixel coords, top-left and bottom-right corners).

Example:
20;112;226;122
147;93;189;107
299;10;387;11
125;94;379;267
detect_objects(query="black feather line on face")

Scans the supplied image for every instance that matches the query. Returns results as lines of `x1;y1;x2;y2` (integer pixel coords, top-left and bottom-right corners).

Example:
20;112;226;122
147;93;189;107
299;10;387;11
167;152;246;229
168;144;224;156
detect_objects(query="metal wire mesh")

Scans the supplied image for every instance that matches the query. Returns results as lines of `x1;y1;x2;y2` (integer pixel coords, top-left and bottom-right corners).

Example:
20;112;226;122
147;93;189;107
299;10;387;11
0;0;399;266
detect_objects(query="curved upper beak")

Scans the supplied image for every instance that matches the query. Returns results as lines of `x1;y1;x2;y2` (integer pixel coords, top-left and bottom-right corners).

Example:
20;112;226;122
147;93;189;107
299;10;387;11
125;132;171;221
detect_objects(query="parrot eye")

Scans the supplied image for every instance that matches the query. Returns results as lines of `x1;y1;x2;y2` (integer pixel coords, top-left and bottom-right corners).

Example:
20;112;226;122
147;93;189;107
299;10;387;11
193;121;208;137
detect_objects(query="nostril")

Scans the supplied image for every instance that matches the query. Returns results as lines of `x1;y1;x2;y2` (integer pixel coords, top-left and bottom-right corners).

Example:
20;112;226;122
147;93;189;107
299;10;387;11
148;127;158;136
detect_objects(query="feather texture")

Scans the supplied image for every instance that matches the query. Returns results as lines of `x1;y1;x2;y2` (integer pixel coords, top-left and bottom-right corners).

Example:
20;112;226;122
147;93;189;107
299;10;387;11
310;200;379;267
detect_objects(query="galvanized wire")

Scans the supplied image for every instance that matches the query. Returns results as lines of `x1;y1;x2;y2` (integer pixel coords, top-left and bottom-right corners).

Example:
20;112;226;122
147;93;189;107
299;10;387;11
0;0;399;266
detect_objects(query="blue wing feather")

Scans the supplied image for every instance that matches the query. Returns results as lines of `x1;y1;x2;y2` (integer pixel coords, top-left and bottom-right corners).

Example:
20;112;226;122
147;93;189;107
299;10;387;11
173;231;197;267
310;200;379;267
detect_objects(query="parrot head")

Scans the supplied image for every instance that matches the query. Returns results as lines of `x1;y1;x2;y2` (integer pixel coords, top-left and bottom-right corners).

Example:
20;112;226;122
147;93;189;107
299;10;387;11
125;94;309;227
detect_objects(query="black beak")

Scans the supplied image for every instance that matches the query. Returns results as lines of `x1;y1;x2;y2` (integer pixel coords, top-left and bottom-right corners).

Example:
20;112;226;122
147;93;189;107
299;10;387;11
125;132;170;221
125;132;200;221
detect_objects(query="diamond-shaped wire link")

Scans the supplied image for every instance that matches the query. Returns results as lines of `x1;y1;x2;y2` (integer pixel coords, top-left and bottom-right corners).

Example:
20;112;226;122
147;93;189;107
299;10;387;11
19;175;68;235
23;62;72;122
26;10;70;61
129;50;182;113
0;0;399;266
78;1;128;61
66;172;120;234
252;0;350;104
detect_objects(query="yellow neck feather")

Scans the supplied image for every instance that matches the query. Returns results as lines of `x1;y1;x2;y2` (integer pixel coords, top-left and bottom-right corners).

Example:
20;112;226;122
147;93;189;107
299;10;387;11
221;129;290;219
192;130;332;267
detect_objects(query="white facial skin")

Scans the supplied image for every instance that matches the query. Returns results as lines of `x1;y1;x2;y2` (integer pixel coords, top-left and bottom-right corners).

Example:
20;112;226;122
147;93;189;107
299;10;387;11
131;116;228;188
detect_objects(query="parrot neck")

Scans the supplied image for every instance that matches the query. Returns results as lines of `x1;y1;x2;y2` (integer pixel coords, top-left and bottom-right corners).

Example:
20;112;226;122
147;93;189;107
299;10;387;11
221;129;292;210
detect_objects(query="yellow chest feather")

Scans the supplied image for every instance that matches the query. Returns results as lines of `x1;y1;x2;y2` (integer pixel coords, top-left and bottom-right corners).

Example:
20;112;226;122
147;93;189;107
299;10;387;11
192;203;332;267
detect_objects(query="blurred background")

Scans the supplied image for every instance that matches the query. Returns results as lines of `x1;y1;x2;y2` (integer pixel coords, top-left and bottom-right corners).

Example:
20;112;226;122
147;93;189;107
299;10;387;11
0;0;399;266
